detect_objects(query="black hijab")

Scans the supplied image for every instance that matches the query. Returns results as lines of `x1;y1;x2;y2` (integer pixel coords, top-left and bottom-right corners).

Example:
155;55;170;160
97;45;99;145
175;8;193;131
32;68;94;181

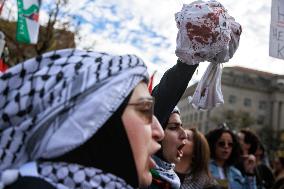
49;92;139;187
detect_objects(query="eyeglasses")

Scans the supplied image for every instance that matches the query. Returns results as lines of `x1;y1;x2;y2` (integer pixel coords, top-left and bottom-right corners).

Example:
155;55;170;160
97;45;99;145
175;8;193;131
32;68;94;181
128;98;154;124
217;141;233;148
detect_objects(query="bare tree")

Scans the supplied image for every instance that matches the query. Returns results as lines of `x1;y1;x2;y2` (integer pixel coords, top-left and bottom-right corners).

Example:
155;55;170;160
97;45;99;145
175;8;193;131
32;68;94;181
0;0;83;66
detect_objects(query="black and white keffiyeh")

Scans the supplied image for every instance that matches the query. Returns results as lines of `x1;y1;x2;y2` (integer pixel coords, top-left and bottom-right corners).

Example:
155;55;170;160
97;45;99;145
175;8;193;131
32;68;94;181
37;161;133;189
151;155;181;189
0;48;148;188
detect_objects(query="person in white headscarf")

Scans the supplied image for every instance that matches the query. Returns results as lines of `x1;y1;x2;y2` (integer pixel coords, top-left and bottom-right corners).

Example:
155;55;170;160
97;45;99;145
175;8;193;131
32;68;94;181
0;49;164;189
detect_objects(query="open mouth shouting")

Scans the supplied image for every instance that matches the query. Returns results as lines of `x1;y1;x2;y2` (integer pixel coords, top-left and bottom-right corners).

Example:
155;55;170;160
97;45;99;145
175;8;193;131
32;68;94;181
177;143;185;160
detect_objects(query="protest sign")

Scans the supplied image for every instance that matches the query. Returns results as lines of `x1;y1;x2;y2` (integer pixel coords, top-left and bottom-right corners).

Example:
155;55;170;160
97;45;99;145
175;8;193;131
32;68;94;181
270;0;284;59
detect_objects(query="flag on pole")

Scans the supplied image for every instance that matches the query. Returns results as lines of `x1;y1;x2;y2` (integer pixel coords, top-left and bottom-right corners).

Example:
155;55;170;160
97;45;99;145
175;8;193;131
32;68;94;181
16;0;41;44
148;71;157;94
0;0;7;15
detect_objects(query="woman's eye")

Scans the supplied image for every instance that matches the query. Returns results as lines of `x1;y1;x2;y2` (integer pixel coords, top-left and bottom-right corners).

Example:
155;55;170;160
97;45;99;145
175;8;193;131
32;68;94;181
137;104;151;111
135;105;153;123
168;126;178;130
138;108;151;114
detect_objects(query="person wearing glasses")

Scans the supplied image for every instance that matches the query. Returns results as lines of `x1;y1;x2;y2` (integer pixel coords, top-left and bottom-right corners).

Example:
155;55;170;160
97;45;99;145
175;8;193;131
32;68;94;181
0;49;164;189
175;128;217;189
205;125;257;189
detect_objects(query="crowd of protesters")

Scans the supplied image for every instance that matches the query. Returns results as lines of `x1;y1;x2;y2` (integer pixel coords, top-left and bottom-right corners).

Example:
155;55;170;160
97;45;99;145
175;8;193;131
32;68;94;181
1;49;283;189
1;1;284;189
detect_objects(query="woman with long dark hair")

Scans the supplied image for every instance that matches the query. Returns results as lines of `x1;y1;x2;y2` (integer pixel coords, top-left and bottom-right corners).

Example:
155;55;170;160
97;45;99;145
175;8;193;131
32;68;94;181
206;125;256;189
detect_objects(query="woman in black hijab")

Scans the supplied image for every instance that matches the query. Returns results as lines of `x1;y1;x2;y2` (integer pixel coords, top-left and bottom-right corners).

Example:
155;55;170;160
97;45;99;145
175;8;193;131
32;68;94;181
0;49;164;189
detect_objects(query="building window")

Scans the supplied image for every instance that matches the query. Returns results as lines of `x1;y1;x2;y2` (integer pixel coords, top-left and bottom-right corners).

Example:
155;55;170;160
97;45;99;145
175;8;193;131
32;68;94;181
190;114;193;122
199;112;203;121
228;95;236;104
259;100;267;110
257;115;265;125
244;98;252;107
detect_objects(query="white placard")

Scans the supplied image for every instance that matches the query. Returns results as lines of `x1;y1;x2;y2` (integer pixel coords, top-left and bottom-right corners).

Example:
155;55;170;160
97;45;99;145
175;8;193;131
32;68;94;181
269;0;284;59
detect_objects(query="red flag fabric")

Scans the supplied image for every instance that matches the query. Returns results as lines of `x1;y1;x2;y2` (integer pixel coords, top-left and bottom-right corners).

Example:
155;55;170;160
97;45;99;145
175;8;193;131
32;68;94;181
0;59;8;72
148;71;157;94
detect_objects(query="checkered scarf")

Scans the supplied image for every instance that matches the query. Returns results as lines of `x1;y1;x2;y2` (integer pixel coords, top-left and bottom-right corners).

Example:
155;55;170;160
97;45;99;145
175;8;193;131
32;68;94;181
0;48;148;188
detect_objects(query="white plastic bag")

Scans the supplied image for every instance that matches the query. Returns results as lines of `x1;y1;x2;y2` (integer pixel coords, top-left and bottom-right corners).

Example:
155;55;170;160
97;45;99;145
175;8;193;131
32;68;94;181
188;63;224;110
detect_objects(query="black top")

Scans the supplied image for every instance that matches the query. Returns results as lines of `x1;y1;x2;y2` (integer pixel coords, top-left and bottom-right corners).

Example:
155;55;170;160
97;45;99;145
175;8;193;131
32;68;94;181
152;59;198;128
255;164;275;189
6;176;55;189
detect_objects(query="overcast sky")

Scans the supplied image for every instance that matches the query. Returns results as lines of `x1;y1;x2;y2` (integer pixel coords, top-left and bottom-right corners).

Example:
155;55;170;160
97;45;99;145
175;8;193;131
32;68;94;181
2;0;284;85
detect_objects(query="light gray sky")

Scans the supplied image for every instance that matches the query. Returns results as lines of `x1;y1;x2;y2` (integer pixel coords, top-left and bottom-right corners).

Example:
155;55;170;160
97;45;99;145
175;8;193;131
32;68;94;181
2;0;284;85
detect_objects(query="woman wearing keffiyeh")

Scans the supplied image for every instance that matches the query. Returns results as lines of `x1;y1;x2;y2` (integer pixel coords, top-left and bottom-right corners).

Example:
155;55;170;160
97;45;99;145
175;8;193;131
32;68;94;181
0;49;164;189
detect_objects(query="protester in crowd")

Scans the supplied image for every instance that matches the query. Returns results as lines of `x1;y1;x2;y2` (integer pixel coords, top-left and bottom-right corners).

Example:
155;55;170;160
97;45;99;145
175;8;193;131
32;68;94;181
0;49;165;189
274;156;284;180
255;142;271;168
175;128;216;189
236;129;259;187
206;124;257;189
238;129;259;155
272;156;284;189
147;107;187;189
254;142;275;189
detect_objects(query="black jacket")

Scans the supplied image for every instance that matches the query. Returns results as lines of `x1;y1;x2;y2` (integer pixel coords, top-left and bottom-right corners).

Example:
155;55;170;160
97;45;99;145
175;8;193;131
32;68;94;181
152;59;198;128
6;176;55;189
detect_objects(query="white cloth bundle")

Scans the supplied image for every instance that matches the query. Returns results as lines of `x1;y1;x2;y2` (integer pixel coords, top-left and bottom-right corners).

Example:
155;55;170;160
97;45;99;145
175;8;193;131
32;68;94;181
175;0;241;110
188;63;223;110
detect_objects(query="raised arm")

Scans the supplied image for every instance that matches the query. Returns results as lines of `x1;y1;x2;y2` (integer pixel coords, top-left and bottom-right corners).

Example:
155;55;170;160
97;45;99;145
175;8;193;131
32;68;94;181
152;59;198;127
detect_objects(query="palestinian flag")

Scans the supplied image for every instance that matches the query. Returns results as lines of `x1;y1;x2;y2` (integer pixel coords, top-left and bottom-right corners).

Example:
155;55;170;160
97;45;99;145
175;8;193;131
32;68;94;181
148;71;157;94
16;0;41;44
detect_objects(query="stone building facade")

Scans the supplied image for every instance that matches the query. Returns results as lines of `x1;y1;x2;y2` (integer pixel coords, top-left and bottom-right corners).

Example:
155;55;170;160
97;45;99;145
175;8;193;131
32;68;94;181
177;66;284;134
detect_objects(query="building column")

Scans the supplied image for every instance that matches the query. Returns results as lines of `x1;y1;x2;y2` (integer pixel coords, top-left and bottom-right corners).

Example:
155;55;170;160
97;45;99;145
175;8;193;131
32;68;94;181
279;101;284;131
272;101;279;131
